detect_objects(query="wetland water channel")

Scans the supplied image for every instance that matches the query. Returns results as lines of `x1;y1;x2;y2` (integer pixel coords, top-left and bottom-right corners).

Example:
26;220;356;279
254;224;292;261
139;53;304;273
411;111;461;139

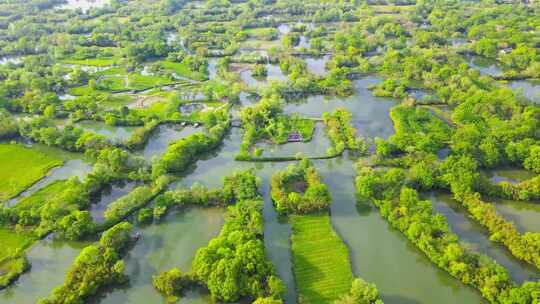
2;76;538;304
5;143;93;207
465;55;540;104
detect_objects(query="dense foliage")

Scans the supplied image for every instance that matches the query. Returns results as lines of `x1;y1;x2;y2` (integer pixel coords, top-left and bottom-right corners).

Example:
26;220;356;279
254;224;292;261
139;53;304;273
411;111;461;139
387;105;452;154
323;108;367;155
334;278;384;304
238;96;315;159
191;199;284;302
153;169;260;218
356;167;540;303
271;159;332;214
39;222;133;304
154;113;229;174
0;0;539;301
1;147;148;239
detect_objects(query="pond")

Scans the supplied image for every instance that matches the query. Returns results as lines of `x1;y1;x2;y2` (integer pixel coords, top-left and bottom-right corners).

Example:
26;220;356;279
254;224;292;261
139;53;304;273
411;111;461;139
90;182;137;224
253;123;332;158
140;124;202;161
464;55;503;77
277;24;291;36
506;79;540;104
407;88;440;103
168;126;488;304
169;130;296;303
492;198;540;233
239;64;288;87
462;54;540;103
297;35;310;49
76;121;138;142
5;142;92;207
316;158;484;304
0;238;89;303
59;0;110;13
0;56;22;65
449;37;467;47
252;123;332;158
428;192;539;284
305;55;329;76
179;102;204;114
208;58;218;80
96;207;224;304
283;76;396;139
482;168;535;185
437;147;451;160
7;124;505;304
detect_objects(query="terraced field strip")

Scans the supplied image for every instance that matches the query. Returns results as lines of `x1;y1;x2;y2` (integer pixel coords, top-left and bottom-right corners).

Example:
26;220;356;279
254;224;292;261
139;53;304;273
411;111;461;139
290;212;353;304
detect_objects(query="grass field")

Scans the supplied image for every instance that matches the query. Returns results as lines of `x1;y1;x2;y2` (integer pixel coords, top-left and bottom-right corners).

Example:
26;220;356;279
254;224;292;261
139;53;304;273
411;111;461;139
0;227;34;288
128;73;170;90
242;39;282;50
13;180;67;212
102;93;137;109
0;144;63;202
244;27;278;40
273;117;316;144
0;227;34;260
290;213;353;304
60;58;116;67
160;60;208;81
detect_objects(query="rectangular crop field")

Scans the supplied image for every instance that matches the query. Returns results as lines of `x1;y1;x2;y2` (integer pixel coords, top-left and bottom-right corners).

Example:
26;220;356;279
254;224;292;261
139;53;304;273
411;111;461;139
0;144;63;202
290;213;353;304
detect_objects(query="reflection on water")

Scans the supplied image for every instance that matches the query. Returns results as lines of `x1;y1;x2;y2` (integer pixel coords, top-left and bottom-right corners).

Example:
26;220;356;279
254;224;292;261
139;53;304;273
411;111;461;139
483;168;534;185
208;58;218;80
240;64;288;87
306;55;329;76
167;125;485;303
59;0;109;13
0;239;89;303
97;208;224;304
507;80;540;104
297;35;310;49
465;55;502;77
76;121;138;142
278;24;291;35
254;123;332;158
284;76;396;139
0;56;22;65
493;198;540;233
140;124;201;161
316;158;484;304
429;192;539;284
90;182;137;223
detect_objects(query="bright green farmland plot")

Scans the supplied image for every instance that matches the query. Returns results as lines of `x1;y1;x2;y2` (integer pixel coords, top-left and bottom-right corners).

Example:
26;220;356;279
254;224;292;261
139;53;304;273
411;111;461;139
0;144;63;202
291;213;353;304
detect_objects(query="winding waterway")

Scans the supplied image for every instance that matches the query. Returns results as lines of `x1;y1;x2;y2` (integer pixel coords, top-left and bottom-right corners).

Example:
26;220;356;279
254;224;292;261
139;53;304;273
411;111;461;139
2;71;526;304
